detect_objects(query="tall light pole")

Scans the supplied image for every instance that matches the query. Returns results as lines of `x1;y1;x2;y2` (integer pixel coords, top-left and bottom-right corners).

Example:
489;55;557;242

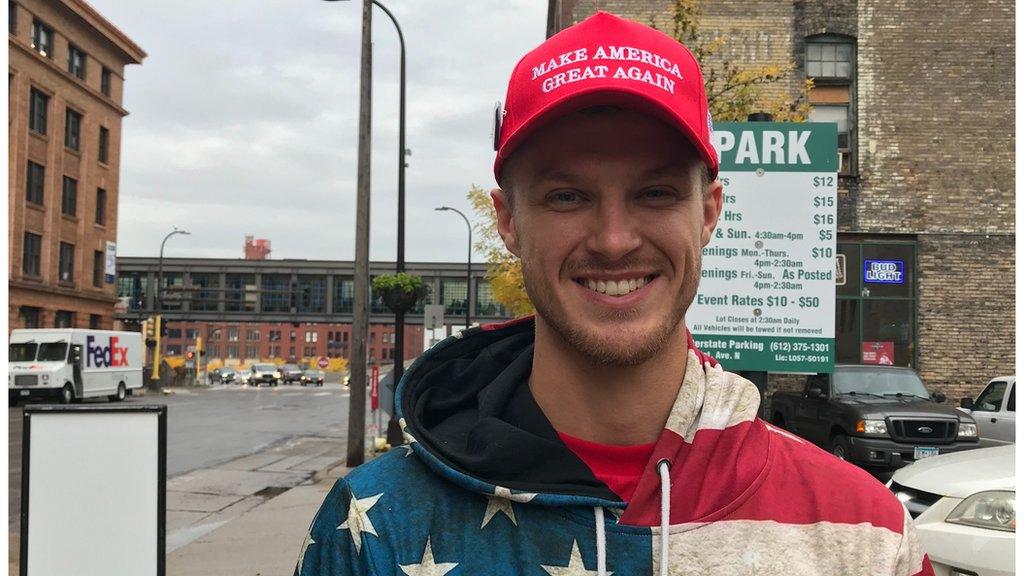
436;207;472;330
324;0;372;466
153;227;189;384
325;0;408;453
156;227;190;313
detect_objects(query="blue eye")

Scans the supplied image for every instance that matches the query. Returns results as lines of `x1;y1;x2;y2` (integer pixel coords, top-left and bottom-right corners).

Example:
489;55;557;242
547;190;583;205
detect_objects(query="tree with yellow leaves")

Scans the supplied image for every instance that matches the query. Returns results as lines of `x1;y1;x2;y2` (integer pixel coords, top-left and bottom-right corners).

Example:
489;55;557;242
469;1;810;314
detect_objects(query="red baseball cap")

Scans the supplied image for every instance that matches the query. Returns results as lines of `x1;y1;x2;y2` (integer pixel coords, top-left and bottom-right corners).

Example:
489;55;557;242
493;11;718;182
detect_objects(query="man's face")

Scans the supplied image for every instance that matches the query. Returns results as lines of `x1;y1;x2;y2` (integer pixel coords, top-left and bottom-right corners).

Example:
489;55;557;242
493;108;723;366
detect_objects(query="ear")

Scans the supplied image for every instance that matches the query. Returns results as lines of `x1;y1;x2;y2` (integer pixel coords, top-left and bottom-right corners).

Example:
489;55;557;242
701;179;724;247
491;187;521;256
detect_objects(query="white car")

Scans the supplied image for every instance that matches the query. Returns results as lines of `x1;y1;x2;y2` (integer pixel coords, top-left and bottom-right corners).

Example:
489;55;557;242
889;445;1014;576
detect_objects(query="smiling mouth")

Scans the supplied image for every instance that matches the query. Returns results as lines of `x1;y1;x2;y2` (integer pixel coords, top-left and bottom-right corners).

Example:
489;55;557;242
574;275;657;297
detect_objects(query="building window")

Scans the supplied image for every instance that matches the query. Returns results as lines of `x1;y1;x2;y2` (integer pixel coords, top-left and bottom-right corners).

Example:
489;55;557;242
208;327;221;341
58;242;75;284
207;344;220;358
95;187;107;225
245;345;258;360
475;279;507;317
54;310;74;328
190;273;219;311
65;108;81;150
269;330;281;342
441;279;468;316
298;275;326;313
835;240;917;367
26;161;44;204
101;67;111;96
247;328;261;341
98;126;109;163
227;345;239;359
9;2;16;35
31;19;51;58
22;232;41;276
93;250;103;287
228;327;239;342
20;306;40;328
333;277;354;314
67;45;86;79
61;176;77;216
806;34;856;175
29;87;47;134
261;275;290;312
89;314;101;329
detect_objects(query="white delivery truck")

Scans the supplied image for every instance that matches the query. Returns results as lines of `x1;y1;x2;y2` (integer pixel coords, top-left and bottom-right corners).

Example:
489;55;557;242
8;328;143;404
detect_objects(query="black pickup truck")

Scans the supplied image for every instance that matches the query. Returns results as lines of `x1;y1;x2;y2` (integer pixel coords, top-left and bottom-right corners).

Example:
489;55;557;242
768;365;980;470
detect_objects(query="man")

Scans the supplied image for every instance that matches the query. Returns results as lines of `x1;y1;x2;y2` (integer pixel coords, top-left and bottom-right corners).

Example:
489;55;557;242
297;12;933;575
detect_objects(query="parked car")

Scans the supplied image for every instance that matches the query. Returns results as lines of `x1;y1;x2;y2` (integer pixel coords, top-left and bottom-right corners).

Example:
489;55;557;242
768;365;980;470
236;369;252;385
889;445;1014;576
959;376;1015;444
217;368;237;385
249;363;280;387
301;369;324;387
281;363;303;385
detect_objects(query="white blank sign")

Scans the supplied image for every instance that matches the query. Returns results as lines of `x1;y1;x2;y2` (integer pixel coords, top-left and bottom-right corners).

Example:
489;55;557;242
23;407;165;576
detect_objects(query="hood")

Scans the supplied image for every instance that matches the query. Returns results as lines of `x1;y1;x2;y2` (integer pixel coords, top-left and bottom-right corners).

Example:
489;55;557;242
892;445;1015;498
396;317;769;525
836;396;971;419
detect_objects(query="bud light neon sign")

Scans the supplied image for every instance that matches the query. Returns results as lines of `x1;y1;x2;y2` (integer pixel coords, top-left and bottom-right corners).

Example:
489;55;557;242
863;260;904;284
86;335;128;368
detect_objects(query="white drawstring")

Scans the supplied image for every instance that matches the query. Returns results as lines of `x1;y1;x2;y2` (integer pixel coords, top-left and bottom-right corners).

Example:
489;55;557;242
657;459;671;576
594;506;607;576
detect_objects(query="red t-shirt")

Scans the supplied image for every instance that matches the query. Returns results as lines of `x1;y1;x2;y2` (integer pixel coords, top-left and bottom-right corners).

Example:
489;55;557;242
557;431;656;503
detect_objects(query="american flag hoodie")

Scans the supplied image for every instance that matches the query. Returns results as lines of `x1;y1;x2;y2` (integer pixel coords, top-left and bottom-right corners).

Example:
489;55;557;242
296;317;933;575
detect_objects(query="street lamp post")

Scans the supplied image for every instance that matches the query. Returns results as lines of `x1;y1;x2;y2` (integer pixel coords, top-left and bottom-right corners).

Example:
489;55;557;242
436;207;472;330
153;227;190;385
157;227;190;313
325;0;408;451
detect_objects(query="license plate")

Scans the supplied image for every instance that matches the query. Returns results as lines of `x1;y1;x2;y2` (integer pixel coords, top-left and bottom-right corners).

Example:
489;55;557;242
914;447;939;460
19;390;29;396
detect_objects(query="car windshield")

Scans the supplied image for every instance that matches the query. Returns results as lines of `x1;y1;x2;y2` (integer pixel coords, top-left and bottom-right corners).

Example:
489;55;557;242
833;368;930;398
283;364;300;370
255;364;276;372
9;343;38;362
222;369;236;375
37;342;68;361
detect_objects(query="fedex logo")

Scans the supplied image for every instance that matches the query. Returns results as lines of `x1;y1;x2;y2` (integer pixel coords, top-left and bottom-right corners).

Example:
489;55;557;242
87;335;128;368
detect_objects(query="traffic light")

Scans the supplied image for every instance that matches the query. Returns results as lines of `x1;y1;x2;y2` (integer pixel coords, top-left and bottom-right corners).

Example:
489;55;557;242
161;319;170;338
144;317;156;339
186;351;195;360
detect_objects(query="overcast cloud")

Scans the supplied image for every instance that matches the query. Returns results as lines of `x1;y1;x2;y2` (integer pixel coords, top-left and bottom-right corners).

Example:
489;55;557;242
89;0;548;262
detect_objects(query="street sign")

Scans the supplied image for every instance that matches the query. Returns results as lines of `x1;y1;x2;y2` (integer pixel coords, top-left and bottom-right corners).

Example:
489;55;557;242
317;356;329;369
424;304;445;331
370;365;379;411
689;122;837;373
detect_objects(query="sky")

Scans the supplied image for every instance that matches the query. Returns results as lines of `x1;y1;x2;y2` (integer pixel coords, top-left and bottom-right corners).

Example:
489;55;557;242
89;0;549;262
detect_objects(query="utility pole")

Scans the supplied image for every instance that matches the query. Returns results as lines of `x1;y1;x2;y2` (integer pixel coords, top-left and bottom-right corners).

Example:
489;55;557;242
348;0;373;467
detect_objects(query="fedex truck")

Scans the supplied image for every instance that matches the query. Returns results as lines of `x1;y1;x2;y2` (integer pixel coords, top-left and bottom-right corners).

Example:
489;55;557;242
8;329;143;404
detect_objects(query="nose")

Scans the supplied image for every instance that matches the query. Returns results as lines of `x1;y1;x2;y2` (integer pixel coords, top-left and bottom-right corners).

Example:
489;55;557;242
585;198;642;261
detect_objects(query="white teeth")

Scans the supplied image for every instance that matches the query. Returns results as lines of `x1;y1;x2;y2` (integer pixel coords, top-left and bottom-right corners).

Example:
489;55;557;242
580;276;652;297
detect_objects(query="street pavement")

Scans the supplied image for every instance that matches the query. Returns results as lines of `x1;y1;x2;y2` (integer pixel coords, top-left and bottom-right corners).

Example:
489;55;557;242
8;381;353;574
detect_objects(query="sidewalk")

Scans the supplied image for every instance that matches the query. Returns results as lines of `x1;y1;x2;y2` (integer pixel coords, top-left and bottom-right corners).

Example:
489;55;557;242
167;436;350;576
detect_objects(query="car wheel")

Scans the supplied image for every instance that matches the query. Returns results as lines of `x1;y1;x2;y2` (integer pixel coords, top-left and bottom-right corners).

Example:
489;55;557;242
830;434;853;461
109;383;127;402
61;384;75;405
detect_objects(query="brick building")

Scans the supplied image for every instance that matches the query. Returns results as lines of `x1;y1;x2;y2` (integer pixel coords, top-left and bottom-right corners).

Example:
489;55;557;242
548;1;1014;400
115;257;510;366
8;0;145;332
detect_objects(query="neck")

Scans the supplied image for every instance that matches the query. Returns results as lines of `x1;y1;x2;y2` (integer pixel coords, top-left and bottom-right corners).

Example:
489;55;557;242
529;317;689;446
